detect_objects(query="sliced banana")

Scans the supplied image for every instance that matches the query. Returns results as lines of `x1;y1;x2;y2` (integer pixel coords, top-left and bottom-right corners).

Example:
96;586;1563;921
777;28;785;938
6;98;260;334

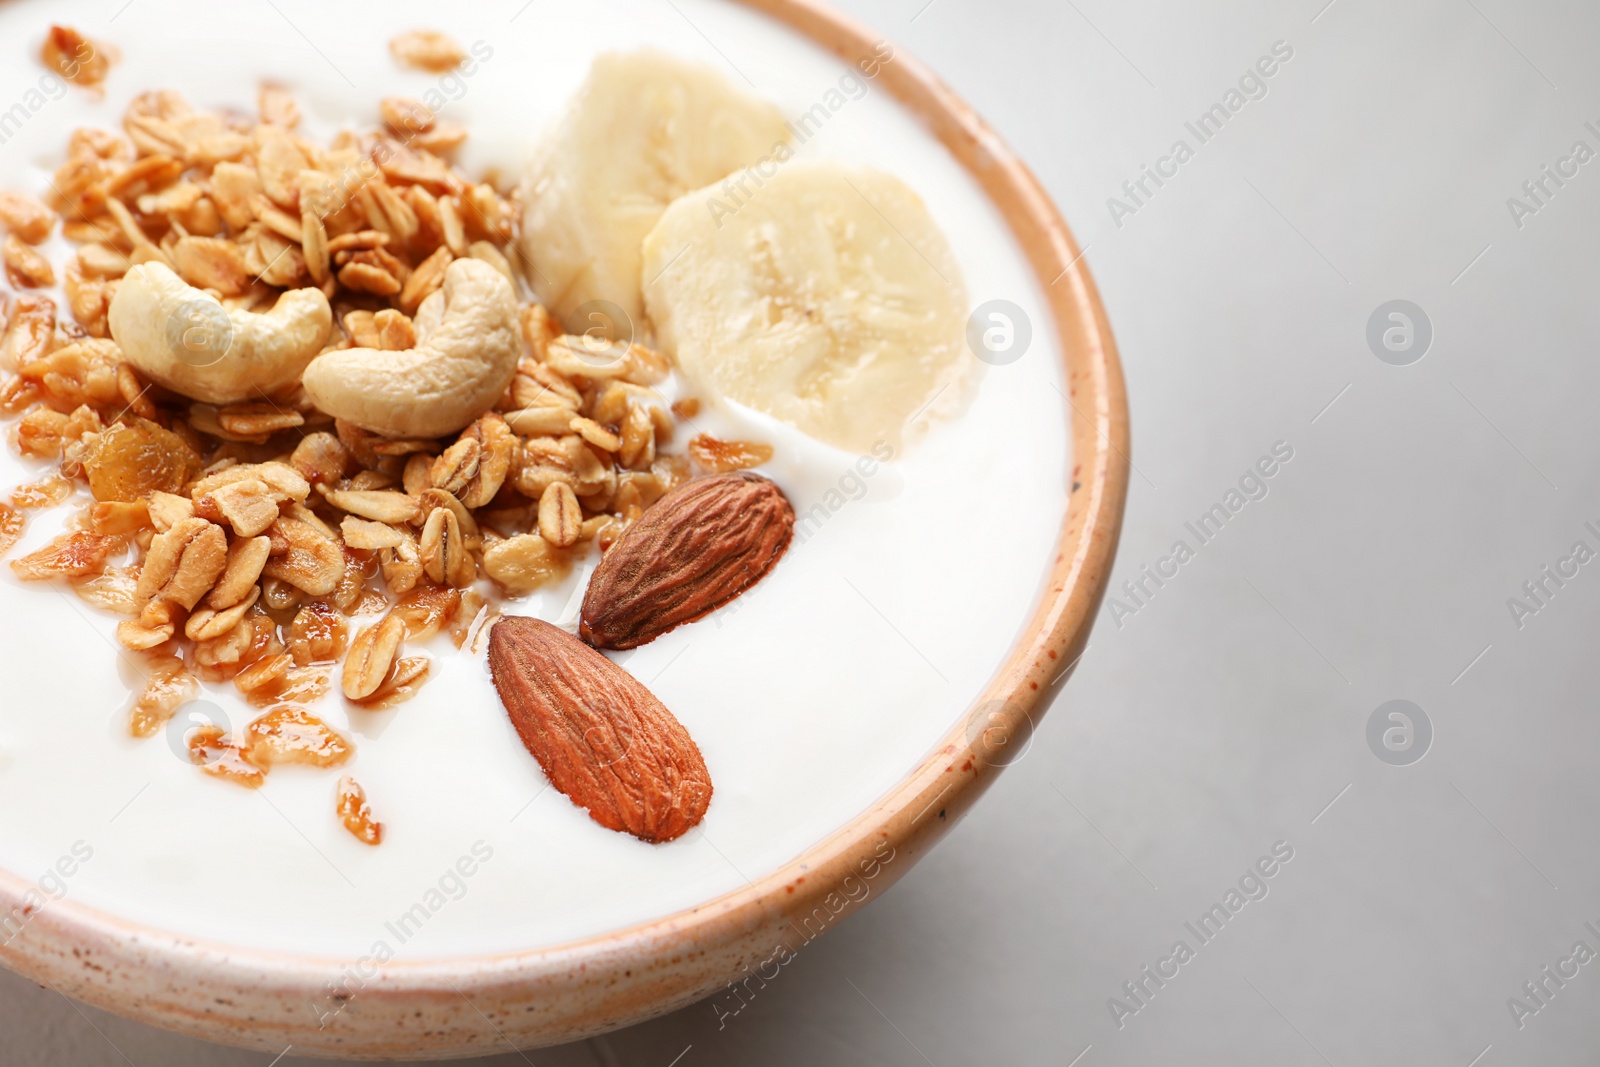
519;50;790;334
641;162;971;454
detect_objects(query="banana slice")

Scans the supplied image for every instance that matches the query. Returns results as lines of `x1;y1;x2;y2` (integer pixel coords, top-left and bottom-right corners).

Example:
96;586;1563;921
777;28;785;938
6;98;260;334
519;51;790;334
641;162;971;454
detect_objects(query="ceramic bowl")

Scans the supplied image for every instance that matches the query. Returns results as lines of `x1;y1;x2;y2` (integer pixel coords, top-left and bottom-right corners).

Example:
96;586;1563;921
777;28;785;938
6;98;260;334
0;0;1128;1055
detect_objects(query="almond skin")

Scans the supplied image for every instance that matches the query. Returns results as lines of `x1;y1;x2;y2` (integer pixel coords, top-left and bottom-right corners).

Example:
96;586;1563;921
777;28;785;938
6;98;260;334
488;616;712;843
580;471;794;650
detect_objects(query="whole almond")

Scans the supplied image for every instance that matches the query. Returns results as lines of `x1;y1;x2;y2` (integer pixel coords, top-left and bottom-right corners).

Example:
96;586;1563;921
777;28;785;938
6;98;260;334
489;616;712;843
580;471;794;650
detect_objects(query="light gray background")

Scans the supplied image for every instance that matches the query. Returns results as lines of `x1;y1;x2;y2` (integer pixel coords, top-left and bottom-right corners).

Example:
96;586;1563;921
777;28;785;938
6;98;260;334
8;0;1597;1063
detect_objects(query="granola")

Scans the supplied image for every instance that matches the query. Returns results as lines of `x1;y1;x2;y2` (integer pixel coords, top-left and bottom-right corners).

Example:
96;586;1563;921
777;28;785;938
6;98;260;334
0;66;776;845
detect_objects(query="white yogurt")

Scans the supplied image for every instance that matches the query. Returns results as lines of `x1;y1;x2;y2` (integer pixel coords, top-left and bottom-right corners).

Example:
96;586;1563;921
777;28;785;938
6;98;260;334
0;0;1069;958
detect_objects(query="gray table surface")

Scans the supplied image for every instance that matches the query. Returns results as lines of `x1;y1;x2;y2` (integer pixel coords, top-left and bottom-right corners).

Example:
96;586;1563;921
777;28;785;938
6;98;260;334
8;0;1598;1063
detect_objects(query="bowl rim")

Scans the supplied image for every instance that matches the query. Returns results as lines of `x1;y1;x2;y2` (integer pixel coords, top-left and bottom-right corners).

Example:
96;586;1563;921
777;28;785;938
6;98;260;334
0;0;1129;1056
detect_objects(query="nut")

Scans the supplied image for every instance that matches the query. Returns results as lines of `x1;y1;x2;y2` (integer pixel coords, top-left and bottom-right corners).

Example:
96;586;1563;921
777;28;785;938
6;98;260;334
488;615;713;842
581;472;794;650
301;258;519;438
107;261;332;404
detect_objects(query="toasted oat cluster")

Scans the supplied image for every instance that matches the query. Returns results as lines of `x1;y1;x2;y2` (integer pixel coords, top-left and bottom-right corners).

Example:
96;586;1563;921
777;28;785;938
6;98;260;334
0;60;771;842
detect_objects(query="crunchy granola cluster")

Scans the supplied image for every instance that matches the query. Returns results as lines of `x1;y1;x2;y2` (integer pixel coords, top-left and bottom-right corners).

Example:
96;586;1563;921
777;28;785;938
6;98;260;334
0;46;771;843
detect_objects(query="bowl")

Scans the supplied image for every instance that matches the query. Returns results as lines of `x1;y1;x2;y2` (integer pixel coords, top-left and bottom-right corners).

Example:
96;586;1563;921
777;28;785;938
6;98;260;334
0;0;1127;1055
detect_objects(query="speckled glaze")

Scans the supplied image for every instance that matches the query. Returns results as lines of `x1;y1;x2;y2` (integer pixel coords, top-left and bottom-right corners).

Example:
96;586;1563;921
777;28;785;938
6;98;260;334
0;1;1129;1056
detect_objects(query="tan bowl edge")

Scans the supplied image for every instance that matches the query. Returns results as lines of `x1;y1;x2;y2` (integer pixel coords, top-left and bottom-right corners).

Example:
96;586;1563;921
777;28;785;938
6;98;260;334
0;1;1130;1057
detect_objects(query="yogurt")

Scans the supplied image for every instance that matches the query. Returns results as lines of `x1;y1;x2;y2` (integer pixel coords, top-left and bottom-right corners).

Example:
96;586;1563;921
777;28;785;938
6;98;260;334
0;0;1069;958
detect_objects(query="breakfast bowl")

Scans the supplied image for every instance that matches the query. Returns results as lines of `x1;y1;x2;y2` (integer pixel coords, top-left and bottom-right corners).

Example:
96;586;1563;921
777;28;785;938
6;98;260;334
0;0;1126;1055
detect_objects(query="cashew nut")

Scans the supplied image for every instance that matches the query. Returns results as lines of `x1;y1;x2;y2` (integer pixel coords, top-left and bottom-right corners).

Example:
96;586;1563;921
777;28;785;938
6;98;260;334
107;261;332;405
301;258;520;439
